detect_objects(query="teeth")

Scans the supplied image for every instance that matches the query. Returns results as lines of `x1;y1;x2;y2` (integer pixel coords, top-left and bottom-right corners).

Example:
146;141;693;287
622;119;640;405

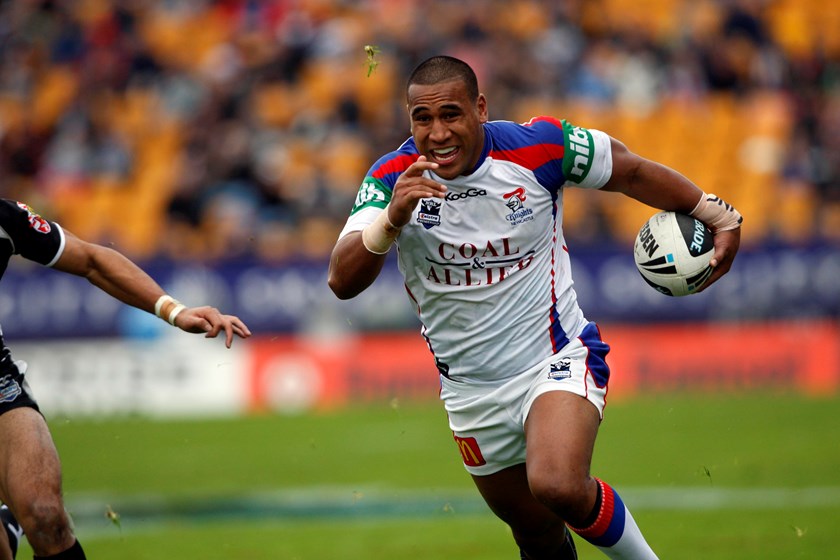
434;147;456;155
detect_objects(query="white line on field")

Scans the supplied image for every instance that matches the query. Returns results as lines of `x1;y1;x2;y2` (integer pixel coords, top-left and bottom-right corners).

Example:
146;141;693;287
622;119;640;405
621;486;840;510
67;485;840;520
58;486;840;540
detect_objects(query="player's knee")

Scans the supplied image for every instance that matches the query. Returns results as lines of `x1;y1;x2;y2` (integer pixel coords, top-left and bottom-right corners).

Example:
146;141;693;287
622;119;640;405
16;498;73;547
528;473;591;523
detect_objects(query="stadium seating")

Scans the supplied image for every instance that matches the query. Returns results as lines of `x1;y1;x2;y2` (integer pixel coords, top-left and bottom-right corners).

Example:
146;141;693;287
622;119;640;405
0;0;836;259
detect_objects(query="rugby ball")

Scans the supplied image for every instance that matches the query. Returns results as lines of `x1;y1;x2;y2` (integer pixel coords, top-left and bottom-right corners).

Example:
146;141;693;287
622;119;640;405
633;211;714;297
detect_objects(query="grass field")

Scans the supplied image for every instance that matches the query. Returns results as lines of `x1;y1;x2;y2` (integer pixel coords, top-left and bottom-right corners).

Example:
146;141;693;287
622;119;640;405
19;392;840;559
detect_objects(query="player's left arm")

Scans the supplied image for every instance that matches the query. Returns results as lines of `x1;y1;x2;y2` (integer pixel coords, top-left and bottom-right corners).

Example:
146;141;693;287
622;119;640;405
53;231;251;347
601;136;742;291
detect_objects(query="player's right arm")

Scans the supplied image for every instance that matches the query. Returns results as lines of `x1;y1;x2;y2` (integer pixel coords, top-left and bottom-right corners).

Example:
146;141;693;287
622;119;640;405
328;155;446;300
602;136;741;290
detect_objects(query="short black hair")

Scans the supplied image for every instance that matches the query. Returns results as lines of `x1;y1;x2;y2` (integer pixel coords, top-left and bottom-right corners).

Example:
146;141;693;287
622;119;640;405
406;56;479;101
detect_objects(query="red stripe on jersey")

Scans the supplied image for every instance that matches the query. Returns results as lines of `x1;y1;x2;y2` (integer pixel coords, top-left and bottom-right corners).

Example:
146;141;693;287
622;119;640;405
404;282;420;312
372;153;419;179
490;143;564;172
524;115;565;129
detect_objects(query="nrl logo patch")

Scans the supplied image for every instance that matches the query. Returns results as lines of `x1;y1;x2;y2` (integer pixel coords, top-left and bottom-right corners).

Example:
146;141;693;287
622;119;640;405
417;199;442;229
548;358;572;381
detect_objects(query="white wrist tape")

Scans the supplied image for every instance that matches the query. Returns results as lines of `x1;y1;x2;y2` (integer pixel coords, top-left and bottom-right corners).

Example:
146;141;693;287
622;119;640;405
155;294;185;327
168;304;186;326
689;193;743;233
155;295;176;318
361;208;402;255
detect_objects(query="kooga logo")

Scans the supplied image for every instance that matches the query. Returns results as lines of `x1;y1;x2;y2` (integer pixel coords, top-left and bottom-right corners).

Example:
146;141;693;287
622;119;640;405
446;188;487;202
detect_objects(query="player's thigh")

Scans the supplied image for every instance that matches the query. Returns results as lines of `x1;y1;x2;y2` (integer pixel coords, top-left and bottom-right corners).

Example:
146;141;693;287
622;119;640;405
0;407;64;508
524;391;600;501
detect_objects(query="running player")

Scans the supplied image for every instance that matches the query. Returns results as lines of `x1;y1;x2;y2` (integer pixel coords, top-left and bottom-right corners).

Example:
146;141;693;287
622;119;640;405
328;56;742;559
0;199;251;559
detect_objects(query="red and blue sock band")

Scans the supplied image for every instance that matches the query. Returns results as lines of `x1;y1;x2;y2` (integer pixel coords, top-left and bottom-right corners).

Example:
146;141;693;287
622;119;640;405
569;478;626;548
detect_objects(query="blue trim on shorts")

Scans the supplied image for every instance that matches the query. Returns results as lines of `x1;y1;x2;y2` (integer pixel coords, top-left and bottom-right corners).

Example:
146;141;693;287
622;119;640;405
579;323;610;388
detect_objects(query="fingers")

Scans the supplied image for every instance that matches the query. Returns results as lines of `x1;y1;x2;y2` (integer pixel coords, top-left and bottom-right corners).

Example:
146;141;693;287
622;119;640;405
402;155;438;177
696;266;725;292
177;307;252;347
398;155;447;197
389;156;447;226
207;316;252;348
210;318;251;348
205;321;234;349
697;229;740;292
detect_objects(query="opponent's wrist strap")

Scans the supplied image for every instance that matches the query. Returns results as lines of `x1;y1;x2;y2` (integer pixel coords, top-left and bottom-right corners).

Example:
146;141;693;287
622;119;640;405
361;208;402;255
154;294;185;327
689;193;743;233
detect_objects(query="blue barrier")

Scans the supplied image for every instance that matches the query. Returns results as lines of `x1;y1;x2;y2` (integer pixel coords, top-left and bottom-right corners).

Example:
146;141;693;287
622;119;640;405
3;243;838;340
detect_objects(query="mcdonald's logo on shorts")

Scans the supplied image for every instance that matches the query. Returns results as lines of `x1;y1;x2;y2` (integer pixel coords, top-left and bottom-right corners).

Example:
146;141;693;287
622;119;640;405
453;434;486;467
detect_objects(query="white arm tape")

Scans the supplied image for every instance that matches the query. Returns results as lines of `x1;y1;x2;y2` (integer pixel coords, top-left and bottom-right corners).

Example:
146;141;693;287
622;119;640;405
361;208;402;255
689;193;743;233
168;304;186;326
155;294;186;327
154;295;175;318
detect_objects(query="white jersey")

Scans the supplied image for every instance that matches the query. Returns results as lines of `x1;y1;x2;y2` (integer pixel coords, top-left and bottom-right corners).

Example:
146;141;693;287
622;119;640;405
339;117;613;384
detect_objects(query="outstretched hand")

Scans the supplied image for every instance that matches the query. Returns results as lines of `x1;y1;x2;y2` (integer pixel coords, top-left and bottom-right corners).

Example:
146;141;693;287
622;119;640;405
174;306;252;348
697;228;740;292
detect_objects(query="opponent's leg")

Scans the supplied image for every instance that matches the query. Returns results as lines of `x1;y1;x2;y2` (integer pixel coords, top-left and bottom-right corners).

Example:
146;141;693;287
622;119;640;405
0;505;23;559
0;407;85;558
525;391;657;559
471;464;577;560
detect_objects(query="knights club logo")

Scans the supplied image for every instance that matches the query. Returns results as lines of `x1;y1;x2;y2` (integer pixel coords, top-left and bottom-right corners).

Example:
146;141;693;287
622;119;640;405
417;199;442;229
502;187;534;227
504;187;526;211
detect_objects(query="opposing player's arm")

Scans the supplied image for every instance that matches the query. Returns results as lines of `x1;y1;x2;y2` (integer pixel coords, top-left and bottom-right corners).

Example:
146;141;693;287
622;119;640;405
53;231;251;347
601;136;741;290
328;156;446;300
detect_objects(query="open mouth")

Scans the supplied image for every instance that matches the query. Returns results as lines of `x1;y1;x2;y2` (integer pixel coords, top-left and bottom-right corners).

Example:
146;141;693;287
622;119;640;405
430;146;459;165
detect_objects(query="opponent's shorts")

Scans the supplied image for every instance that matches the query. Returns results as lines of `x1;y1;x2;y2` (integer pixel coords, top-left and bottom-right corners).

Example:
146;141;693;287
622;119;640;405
439;322;609;476
0;360;41;417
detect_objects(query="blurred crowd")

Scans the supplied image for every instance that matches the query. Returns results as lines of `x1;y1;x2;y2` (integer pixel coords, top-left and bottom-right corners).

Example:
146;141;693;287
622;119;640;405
0;0;837;262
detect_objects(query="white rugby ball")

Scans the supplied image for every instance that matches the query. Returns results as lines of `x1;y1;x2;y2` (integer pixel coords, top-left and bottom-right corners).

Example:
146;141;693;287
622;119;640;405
633;211;714;297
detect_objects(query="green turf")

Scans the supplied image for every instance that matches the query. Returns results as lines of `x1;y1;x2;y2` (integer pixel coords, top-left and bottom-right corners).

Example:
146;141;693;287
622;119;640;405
16;392;839;558
32;510;837;560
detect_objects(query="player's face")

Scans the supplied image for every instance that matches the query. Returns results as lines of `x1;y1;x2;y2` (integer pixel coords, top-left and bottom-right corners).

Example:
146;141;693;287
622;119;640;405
407;79;488;180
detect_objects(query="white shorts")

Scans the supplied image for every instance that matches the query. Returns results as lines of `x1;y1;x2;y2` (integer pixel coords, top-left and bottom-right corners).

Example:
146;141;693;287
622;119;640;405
440;322;610;476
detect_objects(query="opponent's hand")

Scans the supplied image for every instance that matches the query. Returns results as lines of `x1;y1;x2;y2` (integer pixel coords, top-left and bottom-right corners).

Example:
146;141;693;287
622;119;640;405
173;306;252;348
388;155;447;227
697;228;740;292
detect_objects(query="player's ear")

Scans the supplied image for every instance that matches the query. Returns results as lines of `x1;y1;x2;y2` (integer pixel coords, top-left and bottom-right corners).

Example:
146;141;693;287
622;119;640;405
477;93;489;123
